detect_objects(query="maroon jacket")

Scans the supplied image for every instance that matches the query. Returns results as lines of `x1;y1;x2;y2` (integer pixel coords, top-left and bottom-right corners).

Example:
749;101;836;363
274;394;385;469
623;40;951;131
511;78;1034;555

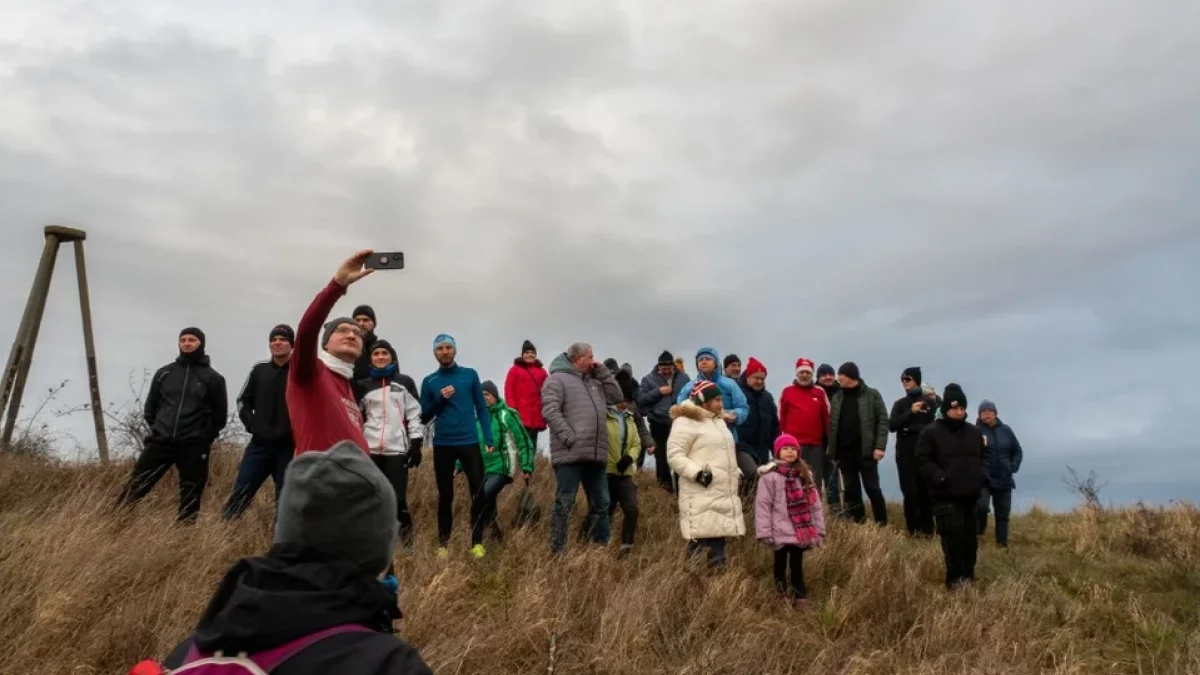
504;359;548;430
287;279;369;456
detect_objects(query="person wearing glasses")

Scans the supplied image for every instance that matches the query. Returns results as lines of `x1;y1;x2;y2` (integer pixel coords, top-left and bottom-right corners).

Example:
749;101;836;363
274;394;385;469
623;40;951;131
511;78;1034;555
889;367;937;536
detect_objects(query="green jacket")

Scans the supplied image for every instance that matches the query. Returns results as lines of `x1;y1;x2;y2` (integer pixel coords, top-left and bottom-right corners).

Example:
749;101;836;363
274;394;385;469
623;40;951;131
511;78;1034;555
606;407;641;476
827;380;889;460
475;399;536;477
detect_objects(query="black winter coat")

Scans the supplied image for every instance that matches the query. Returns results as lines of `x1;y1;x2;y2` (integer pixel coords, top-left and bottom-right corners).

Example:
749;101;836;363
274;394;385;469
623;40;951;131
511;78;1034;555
237;359;292;445
162;546;432;675
144;354;227;446
889;389;937;455
915;419;989;501
735;377;780;465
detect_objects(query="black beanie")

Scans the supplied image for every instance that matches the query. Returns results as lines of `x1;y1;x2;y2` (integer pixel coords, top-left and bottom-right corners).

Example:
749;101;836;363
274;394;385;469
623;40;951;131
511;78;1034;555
902;366;922;386
941;383;967;415
370;339;399;365
724;353;741;368
482;380;500;401
352;305;376;324
617;372;637;402
521;340;536;355
604;358;620;373
179;326;206;348
837;361;860;381
269;324;295;346
817;363;835;377
657;350;675;366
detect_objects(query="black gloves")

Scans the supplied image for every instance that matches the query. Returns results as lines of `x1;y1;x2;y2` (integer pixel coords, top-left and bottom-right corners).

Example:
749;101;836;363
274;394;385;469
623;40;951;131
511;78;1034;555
616;455;634;474
407;440;423;468
696;467;713;487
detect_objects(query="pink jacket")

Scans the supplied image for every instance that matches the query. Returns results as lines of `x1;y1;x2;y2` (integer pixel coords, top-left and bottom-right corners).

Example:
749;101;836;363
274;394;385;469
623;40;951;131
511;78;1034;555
754;463;826;550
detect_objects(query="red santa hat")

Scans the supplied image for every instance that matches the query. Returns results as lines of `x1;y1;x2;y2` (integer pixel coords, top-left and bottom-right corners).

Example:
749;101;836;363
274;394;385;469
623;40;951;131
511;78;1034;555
743;357;767;378
795;357;815;375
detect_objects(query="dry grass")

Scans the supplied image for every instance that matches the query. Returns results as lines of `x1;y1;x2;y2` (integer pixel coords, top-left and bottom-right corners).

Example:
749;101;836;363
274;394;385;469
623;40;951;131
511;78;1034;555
1;449;1198;675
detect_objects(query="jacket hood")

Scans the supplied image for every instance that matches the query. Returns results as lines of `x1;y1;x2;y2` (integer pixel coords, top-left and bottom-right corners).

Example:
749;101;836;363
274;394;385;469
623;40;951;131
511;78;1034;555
695;346;721;365
548;352;577;375
669;400;716;422
512;356;544;368
191;545;399;655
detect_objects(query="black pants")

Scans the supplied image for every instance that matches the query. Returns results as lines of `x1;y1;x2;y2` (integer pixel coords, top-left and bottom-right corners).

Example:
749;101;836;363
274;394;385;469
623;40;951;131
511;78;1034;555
607;475;639;547
686;537;727;568
896;441;934;536
433;444;485;547
773;545;807;599
977;486;1013;547
838;452;888;525
222;439;292;520
117;441;211;523
935;499;978;588
525;427;540;451
480;474;512;542
370;454;414;547
649;420;674;492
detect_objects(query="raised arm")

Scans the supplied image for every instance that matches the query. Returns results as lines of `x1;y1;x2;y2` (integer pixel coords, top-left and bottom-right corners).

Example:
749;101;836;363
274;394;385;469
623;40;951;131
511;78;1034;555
292;251;376;384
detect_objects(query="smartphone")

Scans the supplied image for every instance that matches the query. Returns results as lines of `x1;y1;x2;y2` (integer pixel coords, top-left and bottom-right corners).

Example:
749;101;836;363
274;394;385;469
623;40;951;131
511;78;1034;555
365;252;404;270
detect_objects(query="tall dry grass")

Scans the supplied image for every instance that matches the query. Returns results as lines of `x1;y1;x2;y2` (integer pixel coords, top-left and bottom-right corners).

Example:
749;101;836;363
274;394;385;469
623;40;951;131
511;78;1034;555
1;448;1197;675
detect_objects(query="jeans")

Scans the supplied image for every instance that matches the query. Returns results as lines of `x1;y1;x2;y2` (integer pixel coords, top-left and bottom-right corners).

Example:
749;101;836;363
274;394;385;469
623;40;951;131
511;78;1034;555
371;454;414;547
649;420;675;492
433;444;485;547
222;439;292;520
686;537;727;568
607;475;639;547
977;486;1013;547
117;441;211;523
896;440;934;536
838;452;888;525
935;499;978;588
550;462;610;553
479;474;513;542
773;545;807;599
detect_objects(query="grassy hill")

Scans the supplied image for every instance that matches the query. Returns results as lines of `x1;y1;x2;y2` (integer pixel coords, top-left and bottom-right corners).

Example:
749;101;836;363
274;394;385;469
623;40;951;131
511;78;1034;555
0;449;1197;675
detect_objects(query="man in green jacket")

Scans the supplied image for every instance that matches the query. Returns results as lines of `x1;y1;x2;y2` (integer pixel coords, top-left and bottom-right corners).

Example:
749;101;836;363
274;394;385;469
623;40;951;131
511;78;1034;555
474;381;535;547
827;362;890;525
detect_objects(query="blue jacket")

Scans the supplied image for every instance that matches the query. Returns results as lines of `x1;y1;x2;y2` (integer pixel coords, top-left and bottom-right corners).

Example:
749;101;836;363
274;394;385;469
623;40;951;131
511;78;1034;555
978;418;1022;489
674;347;749;439
420;364;493;447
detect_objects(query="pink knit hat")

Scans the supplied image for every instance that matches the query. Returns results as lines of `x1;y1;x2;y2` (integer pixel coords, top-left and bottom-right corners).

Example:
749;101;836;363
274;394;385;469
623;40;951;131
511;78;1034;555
773;433;800;457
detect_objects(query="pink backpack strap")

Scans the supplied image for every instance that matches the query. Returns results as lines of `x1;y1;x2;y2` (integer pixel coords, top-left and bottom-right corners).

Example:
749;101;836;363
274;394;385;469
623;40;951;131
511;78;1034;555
183;624;374;672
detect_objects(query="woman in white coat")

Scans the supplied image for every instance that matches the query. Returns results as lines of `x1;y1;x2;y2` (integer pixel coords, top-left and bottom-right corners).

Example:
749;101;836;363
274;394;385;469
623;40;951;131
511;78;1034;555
666;380;746;567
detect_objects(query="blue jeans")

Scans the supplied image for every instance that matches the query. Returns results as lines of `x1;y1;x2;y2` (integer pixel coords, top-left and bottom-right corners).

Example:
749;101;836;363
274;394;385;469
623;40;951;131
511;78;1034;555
222;440;292;520
549;462;610;553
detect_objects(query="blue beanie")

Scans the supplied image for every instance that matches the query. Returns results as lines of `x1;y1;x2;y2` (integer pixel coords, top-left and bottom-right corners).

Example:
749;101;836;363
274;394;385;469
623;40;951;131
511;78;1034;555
978;399;997;415
695;346;720;364
433;333;456;350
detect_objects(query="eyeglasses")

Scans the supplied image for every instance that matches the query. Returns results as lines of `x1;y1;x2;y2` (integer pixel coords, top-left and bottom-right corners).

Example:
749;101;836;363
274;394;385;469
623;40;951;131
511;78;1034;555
901;376;913;382
333;325;364;339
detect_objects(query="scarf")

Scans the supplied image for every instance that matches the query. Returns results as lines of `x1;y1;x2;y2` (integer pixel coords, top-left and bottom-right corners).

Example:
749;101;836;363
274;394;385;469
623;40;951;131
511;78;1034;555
775;462;821;547
370;363;398;380
318;350;354;379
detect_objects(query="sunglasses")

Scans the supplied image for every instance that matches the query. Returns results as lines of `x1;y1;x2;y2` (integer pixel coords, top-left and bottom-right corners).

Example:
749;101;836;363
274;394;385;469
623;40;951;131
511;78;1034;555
901;376;913;382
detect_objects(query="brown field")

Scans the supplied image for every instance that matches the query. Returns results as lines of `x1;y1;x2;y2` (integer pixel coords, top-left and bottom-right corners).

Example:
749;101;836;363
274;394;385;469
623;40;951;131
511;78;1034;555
0;448;1197;675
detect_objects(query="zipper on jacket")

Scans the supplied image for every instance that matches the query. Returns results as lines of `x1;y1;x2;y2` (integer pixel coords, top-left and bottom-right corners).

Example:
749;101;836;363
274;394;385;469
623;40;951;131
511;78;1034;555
379;380;388;453
172;365;191;443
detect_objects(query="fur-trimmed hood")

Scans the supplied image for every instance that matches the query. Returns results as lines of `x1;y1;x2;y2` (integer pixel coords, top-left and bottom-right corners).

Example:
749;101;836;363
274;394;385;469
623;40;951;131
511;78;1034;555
669;400;718;422
757;459;781;476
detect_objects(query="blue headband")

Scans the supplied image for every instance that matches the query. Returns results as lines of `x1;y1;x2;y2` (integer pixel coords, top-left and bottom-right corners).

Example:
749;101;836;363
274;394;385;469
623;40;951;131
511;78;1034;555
433;333;456;350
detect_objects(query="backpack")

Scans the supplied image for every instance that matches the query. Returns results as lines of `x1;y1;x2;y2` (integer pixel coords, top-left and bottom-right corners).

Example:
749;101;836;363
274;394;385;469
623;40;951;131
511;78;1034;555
128;624;372;675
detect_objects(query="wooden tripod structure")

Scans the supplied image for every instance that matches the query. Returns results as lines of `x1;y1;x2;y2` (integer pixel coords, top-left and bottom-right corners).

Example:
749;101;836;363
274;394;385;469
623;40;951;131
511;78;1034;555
0;226;109;462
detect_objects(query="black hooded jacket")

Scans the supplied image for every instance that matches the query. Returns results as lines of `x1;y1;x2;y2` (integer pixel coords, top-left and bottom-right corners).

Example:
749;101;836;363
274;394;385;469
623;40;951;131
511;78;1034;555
888;388;937;455
237;359;292;445
735;376;780;465
162;546;432;675
144;352;228;446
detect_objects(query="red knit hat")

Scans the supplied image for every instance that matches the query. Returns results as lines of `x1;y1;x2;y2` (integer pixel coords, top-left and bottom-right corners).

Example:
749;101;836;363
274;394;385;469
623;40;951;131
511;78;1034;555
743;357;767;378
689;380;722;405
795;358;815;374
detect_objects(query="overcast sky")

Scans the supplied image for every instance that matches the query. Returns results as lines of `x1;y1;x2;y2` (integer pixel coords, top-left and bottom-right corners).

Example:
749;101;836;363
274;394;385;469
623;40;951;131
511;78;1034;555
1;1;1197;510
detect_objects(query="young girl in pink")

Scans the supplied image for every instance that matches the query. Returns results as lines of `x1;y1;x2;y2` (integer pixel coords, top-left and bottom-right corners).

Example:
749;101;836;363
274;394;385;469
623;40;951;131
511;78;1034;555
755;433;826;607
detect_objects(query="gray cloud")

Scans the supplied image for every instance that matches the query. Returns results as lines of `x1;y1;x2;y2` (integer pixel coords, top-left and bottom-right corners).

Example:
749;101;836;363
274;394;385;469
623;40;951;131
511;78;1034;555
1;0;1197;508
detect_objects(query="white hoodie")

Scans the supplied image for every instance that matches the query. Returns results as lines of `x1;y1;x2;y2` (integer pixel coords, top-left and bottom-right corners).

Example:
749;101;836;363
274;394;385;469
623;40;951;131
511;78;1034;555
360;380;424;455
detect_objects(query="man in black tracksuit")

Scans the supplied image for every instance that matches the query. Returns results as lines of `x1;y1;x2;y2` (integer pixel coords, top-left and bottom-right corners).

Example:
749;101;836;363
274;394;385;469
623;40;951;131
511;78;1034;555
889;366;936;536
916;383;989;589
222;324;296;520
117;327;227;523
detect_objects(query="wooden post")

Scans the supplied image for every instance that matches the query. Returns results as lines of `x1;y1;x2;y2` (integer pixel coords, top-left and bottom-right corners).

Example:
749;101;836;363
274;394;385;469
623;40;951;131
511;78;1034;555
1;226;109;462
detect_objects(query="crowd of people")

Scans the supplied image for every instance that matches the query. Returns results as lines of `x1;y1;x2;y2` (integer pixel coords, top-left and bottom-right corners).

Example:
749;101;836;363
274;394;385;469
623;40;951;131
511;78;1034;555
124;250;1025;675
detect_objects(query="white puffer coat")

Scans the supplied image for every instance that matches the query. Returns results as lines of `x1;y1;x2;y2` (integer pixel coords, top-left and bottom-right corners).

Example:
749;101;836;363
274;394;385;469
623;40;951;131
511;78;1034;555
666;401;746;540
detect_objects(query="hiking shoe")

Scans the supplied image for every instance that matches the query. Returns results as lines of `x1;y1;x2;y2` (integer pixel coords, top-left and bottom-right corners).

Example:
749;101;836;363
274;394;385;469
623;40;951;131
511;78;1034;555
470;544;486;559
436;547;449;559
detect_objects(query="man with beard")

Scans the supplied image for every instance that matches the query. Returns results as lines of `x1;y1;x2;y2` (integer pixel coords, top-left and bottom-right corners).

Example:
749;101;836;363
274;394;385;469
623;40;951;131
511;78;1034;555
638;351;691;492
889;367;937;536
723;354;742;380
827;362;889;525
816;363;841;508
734;357;779;497
420;334;493;559
779;358;831;494
350;305;380;382
116;327;228;523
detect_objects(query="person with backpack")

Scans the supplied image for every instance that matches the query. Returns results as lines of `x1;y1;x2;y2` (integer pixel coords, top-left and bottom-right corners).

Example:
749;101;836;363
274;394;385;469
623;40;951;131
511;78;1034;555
474;380;536;544
130;441;433;675
359;339;425;552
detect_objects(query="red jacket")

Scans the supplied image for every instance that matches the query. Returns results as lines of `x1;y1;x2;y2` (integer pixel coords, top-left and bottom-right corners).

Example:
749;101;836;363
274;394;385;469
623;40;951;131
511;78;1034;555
779;383;830;447
287;279;369;456
504;360;548;430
